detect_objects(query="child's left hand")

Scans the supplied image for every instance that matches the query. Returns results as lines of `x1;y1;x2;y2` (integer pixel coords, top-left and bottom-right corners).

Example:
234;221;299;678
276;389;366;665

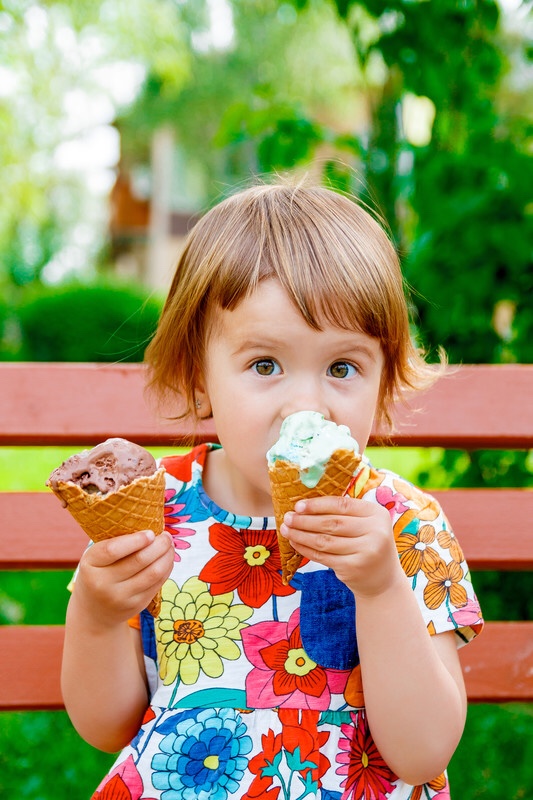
281;495;404;598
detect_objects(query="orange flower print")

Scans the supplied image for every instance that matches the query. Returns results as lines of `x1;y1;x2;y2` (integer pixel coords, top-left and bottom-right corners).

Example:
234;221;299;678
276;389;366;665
396;524;441;577
423;560;468;610
437;528;464;563
411;772;448;799
344;665;365;708
336;710;397;799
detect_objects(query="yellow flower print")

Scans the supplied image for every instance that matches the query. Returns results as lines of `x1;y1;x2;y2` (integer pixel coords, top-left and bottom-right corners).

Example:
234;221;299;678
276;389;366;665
156;576;253;686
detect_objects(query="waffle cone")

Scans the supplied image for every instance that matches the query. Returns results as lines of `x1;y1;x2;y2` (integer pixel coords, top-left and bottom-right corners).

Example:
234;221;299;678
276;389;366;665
49;467;166;616
269;449;361;585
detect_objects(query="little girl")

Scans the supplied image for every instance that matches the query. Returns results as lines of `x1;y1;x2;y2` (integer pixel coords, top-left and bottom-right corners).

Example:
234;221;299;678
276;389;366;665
62;182;484;800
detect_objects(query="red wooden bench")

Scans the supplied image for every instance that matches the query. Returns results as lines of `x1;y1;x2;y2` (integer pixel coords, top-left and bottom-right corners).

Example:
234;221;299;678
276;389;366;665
0;362;532;710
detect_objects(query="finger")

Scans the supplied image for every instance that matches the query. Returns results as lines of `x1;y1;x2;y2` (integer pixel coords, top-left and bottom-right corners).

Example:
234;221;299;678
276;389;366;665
292;495;375;518
86;530;157;567
279;529;341;570
281;522;355;557
119;532;173;577
283;507;365;539
117;540;175;601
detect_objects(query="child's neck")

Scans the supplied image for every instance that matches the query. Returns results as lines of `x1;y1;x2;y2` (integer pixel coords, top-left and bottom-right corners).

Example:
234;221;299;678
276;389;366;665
203;448;274;518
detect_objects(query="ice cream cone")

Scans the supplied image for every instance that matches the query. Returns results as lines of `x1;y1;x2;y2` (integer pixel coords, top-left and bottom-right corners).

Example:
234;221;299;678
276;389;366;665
269;449;361;584
50;467;166;615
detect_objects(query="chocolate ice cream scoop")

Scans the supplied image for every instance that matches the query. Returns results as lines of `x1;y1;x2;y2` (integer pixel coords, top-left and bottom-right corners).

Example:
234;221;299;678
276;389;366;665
47;437;165;616
48;438;157;497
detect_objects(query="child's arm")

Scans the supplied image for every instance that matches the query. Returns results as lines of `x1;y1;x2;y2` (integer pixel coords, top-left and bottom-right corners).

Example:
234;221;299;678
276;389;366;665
282;496;467;786
61;530;174;753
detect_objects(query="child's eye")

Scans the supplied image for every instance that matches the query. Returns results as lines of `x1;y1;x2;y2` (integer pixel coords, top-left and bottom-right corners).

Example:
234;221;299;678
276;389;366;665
328;361;357;379
252;359;281;376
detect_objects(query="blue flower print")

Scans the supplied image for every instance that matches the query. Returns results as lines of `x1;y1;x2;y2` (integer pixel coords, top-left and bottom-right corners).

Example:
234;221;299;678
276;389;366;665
152;708;253;800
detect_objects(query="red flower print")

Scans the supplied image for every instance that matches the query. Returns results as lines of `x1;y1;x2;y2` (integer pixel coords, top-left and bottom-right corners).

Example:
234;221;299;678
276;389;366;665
261;625;327;698
199;522;295;607
141;706;156;726
242;609;350;709
164;488;195;560
91;755;156;800
242;728;283;800
336;711;397;800
279;708;331;785
162;446;205;483
91;774;131;800
243;711;331;800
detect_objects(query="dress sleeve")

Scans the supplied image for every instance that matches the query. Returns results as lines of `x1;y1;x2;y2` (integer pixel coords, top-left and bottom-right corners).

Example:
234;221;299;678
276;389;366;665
359;469;484;647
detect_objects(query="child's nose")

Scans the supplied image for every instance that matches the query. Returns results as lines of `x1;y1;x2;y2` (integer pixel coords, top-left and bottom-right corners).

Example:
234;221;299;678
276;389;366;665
280;384;330;421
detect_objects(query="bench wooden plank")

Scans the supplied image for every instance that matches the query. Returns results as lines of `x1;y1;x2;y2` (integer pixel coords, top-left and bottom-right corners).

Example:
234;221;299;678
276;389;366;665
0;493;88;569
2;489;532;571
1;622;530;710
0;362;216;446
1;363;532;449
0;626;65;710
459;622;533;702
434;488;533;571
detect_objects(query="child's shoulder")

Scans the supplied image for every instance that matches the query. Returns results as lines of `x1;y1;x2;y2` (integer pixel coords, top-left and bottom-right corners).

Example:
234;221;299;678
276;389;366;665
159;443;214;485
360;462;444;524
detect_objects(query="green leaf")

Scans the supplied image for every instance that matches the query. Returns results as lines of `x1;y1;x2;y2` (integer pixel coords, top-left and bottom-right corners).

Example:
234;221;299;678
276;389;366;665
285;746;318;773
172;688;249;709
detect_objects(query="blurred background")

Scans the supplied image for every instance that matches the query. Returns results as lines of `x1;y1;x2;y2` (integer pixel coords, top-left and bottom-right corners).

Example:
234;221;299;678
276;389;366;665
0;0;532;797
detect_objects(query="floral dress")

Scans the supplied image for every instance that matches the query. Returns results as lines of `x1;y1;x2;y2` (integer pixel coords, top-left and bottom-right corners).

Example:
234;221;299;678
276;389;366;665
90;444;483;800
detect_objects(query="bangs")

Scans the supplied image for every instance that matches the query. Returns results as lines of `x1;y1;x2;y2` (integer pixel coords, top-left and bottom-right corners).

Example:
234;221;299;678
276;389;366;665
204;184;405;345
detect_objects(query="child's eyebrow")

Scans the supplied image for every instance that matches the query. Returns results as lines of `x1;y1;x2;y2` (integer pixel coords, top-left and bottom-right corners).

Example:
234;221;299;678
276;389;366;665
231;334;381;362
231;337;284;355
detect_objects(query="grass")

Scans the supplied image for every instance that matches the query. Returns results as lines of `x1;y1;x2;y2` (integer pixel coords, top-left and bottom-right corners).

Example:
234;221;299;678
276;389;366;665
0;712;116;798
1;446;532;798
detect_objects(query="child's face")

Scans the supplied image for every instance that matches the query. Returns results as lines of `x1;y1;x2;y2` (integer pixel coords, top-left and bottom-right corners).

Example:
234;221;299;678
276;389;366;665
198;279;384;517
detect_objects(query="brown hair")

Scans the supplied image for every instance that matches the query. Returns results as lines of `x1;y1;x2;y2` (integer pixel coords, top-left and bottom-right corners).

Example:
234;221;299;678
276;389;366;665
145;180;441;430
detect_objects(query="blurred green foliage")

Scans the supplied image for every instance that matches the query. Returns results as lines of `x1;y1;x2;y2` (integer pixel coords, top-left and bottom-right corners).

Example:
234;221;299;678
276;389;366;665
2;0;531;368
115;0;533;366
14;281;162;362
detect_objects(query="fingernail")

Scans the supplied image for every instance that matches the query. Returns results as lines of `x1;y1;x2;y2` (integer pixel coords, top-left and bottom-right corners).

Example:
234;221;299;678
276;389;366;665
280;523;289;537
294;501;306;513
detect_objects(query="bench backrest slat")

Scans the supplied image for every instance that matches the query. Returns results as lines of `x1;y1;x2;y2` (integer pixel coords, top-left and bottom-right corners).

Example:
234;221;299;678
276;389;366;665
2;489;532;571
1;363;532;448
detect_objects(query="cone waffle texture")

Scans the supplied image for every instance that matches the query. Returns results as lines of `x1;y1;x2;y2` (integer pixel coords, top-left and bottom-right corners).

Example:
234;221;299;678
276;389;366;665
269;449;361;585
50;467;166;616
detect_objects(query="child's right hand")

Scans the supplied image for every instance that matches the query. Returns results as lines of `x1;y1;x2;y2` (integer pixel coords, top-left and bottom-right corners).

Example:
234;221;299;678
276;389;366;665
71;529;174;628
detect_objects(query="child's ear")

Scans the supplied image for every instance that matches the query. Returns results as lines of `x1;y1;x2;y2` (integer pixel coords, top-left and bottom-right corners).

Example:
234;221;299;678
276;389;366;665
194;385;212;418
